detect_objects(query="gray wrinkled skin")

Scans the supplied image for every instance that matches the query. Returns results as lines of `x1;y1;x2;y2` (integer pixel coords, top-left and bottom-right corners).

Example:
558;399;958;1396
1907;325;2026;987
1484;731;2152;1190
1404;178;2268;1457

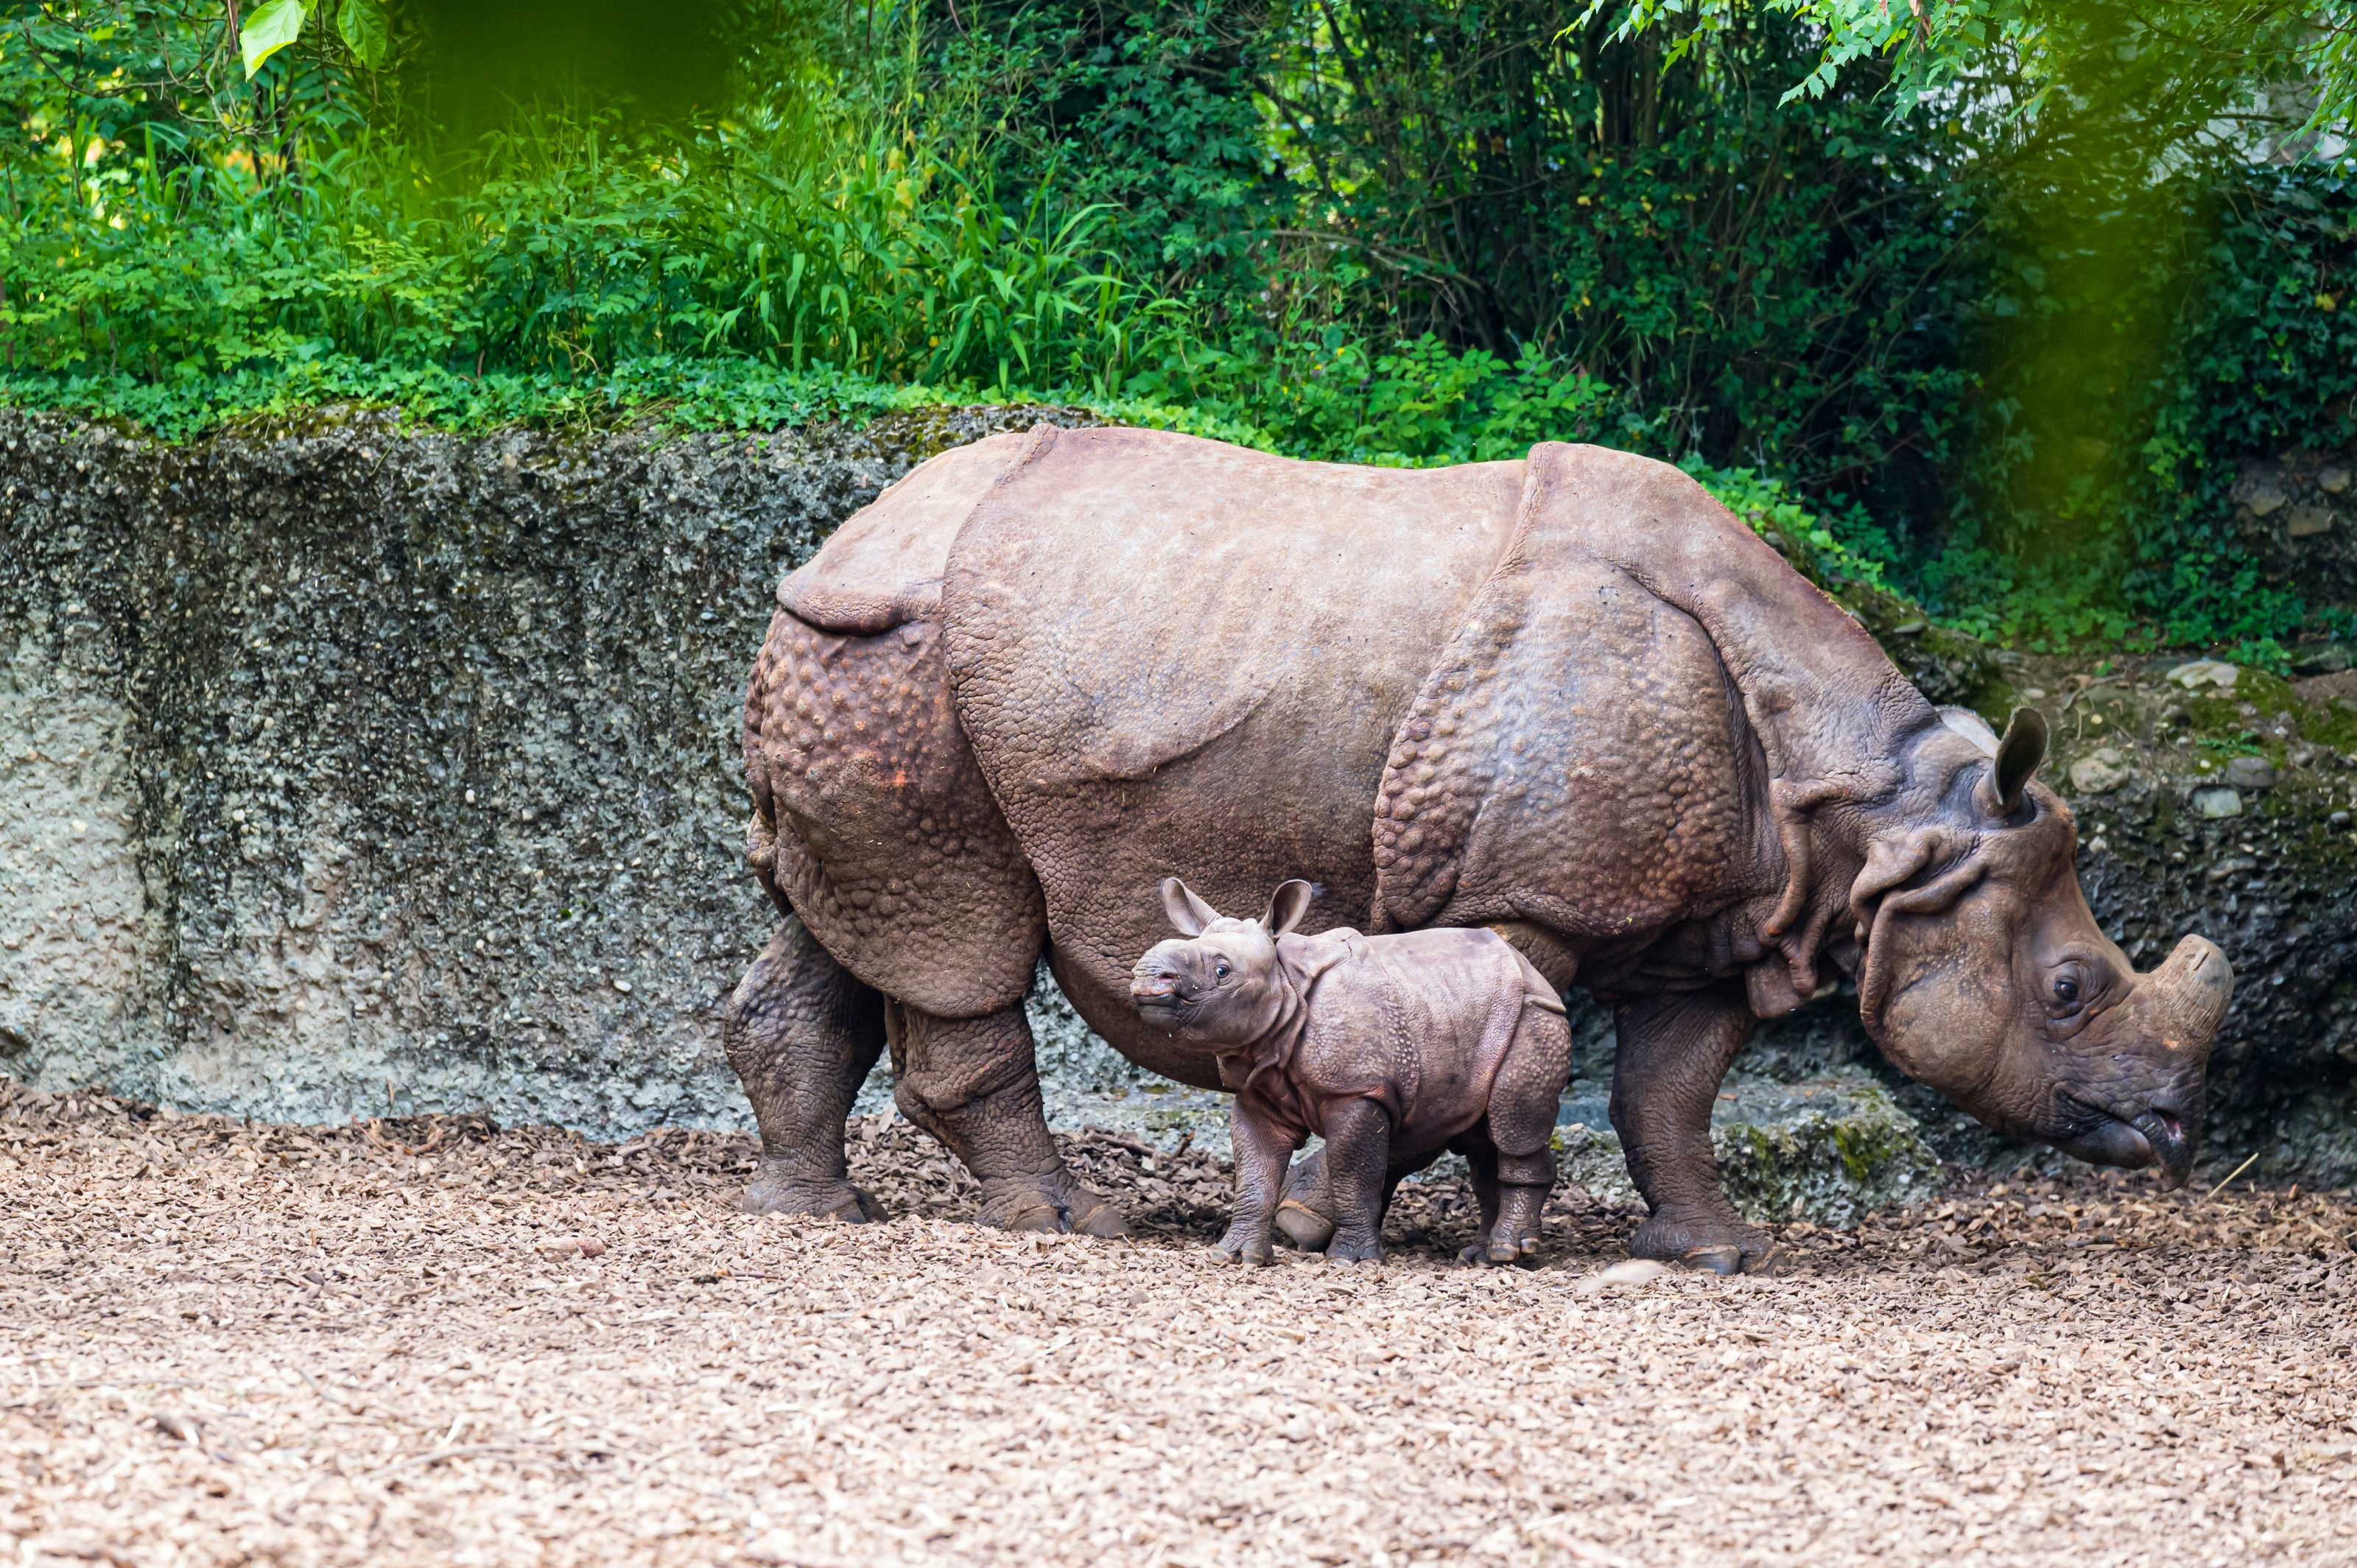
731;425;2235;1270
1130;879;1573;1267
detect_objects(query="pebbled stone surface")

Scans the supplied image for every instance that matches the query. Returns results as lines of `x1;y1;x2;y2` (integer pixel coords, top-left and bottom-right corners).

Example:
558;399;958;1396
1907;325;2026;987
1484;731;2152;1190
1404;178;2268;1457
0;405;1087;1138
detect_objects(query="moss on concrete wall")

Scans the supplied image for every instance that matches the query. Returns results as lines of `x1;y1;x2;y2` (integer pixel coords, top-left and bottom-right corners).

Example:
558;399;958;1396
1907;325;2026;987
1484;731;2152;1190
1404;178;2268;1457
4;409;2351;1193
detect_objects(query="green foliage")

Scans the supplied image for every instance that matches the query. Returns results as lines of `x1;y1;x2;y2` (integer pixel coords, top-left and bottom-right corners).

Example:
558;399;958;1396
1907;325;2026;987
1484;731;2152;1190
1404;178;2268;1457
240;0;307;78
2;0;2354;660
1613;0;2357;135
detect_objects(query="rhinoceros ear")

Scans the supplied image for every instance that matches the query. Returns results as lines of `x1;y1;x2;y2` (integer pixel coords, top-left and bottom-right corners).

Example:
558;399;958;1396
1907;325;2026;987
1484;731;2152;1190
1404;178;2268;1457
1160;876;1223;936
1261;879;1316;937
1992;706;2048;814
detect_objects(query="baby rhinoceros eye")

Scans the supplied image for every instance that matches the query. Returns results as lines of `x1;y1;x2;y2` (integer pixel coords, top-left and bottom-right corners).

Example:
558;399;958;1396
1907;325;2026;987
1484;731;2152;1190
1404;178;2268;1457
1214;961;1231;981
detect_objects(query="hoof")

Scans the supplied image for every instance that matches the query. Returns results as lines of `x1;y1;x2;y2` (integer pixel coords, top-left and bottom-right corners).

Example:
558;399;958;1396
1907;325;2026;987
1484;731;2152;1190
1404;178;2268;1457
1324;1233;1384;1265
1064;1190;1134;1240
742;1169;882;1223
978;1183;1067;1233
1274;1198;1335;1253
978;1178;1134;1238
1489;1236;1541;1267
1629;1210;1772;1273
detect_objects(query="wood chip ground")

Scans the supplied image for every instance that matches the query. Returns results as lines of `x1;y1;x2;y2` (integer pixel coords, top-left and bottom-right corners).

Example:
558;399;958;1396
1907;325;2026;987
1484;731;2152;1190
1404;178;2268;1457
4;1081;2354;1567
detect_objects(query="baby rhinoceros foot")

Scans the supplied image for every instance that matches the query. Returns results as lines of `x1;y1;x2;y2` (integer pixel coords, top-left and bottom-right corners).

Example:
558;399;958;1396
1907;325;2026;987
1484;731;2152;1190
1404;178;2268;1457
1213;1224;1276;1267
1628;1208;1777;1276
742;1162;884;1224
1322;1229;1384;1267
1458;1226;1543;1269
977;1174;1134;1239
1272;1152;1337;1251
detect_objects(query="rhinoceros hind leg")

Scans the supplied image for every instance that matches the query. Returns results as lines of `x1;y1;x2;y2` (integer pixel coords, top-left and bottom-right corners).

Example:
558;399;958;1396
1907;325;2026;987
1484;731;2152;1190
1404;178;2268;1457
1275;1143;1443;1253
1611;984;1774;1272
1471;1003;1573;1265
1316;1099;1394;1265
888;999;1131;1238
725;918;888;1222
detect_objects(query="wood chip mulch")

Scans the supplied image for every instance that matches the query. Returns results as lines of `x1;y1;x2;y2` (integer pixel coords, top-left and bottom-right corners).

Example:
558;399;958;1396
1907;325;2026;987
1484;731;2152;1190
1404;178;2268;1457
4;1080;2354;1567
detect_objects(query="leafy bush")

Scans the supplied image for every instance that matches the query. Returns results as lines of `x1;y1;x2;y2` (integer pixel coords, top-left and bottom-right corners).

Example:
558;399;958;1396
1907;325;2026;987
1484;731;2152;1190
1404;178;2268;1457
1;0;2353;659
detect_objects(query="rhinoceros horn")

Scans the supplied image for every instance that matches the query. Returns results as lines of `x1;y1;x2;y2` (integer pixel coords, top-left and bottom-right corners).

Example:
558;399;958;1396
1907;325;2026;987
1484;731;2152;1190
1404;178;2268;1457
1992;706;2048;813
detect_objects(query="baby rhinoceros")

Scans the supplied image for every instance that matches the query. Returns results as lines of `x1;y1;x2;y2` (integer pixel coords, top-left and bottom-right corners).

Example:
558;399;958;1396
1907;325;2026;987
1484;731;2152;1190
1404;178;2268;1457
1130;878;1573;1265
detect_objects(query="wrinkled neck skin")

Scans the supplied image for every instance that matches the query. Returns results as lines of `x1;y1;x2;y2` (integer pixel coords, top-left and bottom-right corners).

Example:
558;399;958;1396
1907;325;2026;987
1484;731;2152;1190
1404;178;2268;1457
1216;966;1329;1136
1208;963;1310;1102
1667;677;1945;1018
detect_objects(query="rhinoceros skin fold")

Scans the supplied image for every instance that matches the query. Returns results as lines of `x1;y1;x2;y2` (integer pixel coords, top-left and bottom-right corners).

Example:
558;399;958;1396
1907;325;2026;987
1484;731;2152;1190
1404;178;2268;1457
724;426;2232;1266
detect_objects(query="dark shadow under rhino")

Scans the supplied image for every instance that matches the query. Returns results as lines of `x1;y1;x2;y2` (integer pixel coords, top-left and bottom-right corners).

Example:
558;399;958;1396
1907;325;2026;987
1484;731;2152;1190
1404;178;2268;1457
723;426;2233;1270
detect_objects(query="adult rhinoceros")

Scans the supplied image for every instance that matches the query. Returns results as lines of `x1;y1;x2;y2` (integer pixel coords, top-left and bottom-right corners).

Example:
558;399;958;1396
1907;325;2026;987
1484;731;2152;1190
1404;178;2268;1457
723;426;2232;1270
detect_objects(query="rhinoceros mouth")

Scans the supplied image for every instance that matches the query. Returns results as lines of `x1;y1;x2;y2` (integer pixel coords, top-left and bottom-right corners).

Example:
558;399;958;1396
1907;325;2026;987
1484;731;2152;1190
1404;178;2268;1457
1129;989;1192;1031
2054;1094;2196;1188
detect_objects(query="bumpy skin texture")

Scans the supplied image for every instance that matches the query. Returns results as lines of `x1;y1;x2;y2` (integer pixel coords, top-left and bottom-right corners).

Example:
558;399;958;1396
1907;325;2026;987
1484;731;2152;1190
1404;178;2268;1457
1129;880;1573;1266
723;917;886;1223
742;605;1042;1018
727;425;2234;1260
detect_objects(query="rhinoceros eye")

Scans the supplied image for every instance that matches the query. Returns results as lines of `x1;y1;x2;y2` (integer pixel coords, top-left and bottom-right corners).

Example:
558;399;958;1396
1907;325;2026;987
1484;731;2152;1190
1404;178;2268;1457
1214;961;1231;981
2052;977;2079;1006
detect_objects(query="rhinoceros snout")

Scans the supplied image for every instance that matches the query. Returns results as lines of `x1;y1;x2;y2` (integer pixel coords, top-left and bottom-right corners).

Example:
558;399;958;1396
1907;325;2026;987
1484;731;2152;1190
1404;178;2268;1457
1129;967;1181;1005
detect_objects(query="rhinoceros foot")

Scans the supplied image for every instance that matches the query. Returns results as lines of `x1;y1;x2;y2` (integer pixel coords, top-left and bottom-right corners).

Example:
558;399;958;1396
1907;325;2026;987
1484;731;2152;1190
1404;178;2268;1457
1272;1150;1338;1251
1212;1223;1276;1266
1627;1208;1776;1274
1457;1231;1544;1268
742;1162;884;1224
976;1175;1133;1238
1273;1198;1336;1253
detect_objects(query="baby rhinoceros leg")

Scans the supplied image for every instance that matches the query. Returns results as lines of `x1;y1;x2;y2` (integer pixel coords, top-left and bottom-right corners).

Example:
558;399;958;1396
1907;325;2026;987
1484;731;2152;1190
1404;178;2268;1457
1462;999;1574;1266
1215;1103;1296;1266
1319;1098;1394;1265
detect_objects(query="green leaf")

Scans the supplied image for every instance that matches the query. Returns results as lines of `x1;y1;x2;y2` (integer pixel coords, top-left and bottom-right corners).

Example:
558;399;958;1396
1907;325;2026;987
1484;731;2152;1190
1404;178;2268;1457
336;0;390;70
240;0;306;78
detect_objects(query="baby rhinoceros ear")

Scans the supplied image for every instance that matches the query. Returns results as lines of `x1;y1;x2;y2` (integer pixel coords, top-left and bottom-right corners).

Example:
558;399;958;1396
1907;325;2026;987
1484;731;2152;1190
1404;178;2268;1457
1160;876;1225;936
1261;879;1315;937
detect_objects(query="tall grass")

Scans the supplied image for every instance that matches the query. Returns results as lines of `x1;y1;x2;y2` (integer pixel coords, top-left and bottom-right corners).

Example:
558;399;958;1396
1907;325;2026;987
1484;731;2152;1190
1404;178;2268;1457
0;87;1187;398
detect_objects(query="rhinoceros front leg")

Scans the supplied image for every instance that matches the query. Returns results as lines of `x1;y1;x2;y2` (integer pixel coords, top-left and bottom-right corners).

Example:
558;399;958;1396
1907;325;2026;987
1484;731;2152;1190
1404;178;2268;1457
724;918;888;1222
1215;1102;1296;1265
1609;983;1772;1274
888;1000;1131;1238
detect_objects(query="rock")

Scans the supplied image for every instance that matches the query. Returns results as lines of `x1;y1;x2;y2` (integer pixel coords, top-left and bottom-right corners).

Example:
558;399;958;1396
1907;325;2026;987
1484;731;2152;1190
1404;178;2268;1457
2191;785;2245;818
1552;1067;1940;1226
2231;446;2357;606
2165;658;2241;692
2292;644;2352;675
2235;474;2289;516
2068;748;2133;794
1576;1259;1670;1293
2222;756;2276;790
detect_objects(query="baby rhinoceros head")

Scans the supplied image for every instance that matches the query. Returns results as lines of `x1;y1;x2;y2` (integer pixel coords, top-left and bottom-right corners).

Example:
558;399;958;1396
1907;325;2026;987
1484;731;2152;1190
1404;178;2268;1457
1129;877;1315;1050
